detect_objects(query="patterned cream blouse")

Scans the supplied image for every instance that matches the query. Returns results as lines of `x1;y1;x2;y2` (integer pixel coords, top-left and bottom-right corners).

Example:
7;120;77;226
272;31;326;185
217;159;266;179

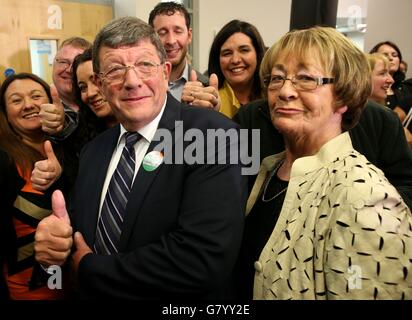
247;132;412;299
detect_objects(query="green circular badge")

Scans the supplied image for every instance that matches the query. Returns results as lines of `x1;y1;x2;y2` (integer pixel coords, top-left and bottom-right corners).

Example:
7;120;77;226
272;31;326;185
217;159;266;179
142;151;163;171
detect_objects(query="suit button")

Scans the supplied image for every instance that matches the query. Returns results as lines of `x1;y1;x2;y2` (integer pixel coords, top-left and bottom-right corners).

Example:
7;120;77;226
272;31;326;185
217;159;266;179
254;261;263;273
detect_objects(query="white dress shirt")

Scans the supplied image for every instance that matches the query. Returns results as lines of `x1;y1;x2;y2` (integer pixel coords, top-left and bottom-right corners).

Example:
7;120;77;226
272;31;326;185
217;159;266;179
168;61;189;101
98;98;167;216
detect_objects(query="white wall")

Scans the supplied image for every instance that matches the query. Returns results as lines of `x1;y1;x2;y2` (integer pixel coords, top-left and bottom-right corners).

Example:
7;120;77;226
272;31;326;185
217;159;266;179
338;0;368;18
114;0;159;21
135;0;160;21
365;0;412;78
113;0;136;18
195;0;291;73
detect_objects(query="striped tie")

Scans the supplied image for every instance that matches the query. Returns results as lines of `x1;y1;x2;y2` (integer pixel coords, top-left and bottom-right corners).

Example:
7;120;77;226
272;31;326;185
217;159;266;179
94;132;141;255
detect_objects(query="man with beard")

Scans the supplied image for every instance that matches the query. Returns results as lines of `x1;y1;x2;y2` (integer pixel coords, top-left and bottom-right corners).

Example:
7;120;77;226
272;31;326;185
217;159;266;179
149;2;220;110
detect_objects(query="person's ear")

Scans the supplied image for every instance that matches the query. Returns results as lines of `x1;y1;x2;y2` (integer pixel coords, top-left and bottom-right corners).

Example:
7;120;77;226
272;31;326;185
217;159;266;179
187;27;193;45
163;62;172;81
336;105;348;115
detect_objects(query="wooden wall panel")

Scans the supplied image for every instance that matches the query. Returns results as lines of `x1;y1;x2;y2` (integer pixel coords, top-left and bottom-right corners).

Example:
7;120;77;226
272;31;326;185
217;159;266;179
0;0;113;83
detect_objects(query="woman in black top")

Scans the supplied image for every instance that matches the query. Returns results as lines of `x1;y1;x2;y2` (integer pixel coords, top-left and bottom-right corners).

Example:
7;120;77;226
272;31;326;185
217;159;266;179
370;41;412;119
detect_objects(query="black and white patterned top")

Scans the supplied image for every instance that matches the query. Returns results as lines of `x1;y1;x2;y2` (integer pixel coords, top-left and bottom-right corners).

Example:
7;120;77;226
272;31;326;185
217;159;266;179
247;132;412;299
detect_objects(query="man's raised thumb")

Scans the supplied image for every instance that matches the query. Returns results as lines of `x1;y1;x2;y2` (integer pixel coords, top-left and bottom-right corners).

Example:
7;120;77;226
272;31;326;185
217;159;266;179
209;73;219;90
52;190;71;225
190;69;198;82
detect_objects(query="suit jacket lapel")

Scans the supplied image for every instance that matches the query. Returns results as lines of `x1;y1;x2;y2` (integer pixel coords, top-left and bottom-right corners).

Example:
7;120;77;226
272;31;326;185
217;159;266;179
119;94;181;248
77;125;120;244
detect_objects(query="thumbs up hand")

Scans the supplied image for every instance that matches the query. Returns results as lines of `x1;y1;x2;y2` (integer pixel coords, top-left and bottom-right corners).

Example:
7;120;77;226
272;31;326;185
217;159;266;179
181;71;221;111
51;190;71;225
208;73;221;111
181;70;200;104
189;69;198;82
39;85;65;135
31;140;62;191
72;232;93;273
34;190;73;267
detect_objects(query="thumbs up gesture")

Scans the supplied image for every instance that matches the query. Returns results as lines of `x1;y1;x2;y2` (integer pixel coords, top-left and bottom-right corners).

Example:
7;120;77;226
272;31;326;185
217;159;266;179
208;73;221;111
181;70;221;111
39;84;65;135
34;190;73;266
31;140;62;191
72;231;93;273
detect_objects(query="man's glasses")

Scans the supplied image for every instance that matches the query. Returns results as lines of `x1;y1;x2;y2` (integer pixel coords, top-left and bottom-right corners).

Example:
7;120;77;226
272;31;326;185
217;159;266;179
99;61;162;85
54;58;73;70
263;74;334;91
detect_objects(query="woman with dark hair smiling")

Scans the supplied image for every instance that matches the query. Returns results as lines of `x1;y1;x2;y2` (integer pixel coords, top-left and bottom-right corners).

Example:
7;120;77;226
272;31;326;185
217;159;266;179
208;20;266;118
0;73;65;299
72;48;117;129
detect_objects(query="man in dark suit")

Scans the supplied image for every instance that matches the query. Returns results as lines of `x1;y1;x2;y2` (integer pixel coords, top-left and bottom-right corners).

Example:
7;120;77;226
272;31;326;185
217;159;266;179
34;17;245;299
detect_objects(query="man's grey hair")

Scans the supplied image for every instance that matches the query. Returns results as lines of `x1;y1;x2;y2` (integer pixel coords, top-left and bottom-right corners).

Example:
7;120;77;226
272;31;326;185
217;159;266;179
92;16;167;74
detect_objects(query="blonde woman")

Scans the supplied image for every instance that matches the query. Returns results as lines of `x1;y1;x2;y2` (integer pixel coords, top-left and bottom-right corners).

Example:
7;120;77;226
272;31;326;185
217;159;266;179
367;53;412;146
367;53;394;105
236;27;412;300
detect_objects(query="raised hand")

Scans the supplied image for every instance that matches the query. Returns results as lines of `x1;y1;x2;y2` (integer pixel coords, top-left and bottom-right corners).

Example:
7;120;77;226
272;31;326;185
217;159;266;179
34;190;73;266
181;70;199;104
31;140;62;191
72;231;93;274
39;84;65;135
208;73;221;111
181;70;221;110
